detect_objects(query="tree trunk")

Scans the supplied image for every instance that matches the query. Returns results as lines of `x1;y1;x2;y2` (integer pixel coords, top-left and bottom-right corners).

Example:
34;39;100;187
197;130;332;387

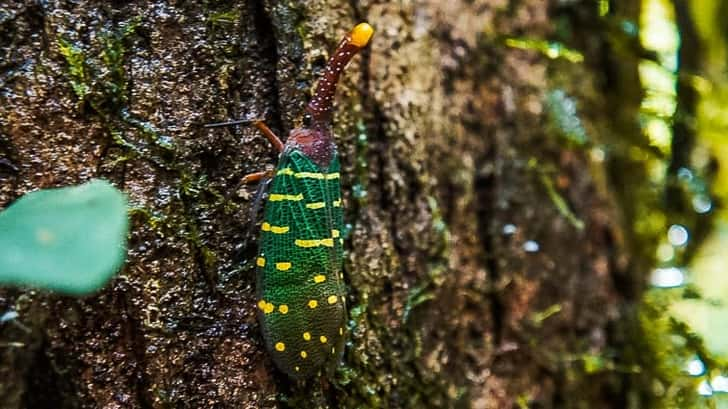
1;1;656;408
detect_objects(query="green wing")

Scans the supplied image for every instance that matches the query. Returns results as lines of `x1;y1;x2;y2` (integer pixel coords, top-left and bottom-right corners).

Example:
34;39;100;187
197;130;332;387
255;149;346;379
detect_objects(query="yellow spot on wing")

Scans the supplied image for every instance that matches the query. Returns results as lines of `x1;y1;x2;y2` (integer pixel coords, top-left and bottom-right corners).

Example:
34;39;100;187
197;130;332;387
261;223;289;234
320;335;327;343
263;302;275;314
257;300;266;311
295;238;334;248
303;332;311;341
295;172;324;179
308;300;318;309
300;350;308;358
268;193;303;201
275;262;292;271
256;257;265;267
279;305;288;314
339;327;344;335
277;170;340;180
332;229;340;238
313;275;326;283
275;342;285;351
306;202;325;209
327;295;338;305
333;199;342;207
295;366;300;372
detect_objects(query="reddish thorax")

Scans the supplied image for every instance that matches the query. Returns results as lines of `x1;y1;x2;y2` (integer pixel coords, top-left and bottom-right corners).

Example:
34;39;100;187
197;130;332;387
286;126;335;168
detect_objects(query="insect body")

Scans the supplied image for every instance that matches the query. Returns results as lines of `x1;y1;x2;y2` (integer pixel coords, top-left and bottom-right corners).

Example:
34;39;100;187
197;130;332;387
248;23;373;379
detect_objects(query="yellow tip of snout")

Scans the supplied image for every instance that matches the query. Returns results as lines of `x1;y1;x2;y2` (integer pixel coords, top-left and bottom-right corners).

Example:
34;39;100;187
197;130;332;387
350;22;374;47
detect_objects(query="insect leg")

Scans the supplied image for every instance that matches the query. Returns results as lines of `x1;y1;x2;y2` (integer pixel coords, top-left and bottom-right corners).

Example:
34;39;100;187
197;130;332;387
246;177;273;238
204;118;284;152
241;170;275;184
231;170;272;201
251;120;284;153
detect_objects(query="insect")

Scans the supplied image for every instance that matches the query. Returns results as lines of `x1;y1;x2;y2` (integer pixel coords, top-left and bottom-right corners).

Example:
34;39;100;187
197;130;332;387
209;22;373;379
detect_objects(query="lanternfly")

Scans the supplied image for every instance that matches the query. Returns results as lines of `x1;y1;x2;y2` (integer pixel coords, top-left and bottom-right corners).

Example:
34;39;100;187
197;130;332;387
208;22;373;379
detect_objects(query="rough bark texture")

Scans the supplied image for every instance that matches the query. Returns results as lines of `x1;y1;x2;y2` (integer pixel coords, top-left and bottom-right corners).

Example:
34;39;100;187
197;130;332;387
1;1;653;408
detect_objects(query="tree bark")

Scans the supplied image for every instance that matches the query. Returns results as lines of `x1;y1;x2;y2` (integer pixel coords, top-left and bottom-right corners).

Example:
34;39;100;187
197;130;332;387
1;1;654;408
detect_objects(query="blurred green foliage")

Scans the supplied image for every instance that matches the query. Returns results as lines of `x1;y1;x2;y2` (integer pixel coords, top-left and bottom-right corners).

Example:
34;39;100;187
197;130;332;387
504;37;584;63
0;179;128;294
637;0;728;405
545;89;589;147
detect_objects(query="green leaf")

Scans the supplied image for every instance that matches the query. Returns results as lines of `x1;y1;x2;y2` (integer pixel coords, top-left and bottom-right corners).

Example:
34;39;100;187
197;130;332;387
0;179;128;294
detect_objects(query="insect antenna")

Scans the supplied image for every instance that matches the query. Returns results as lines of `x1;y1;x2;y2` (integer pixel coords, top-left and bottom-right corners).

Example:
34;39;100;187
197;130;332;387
203;119;259;128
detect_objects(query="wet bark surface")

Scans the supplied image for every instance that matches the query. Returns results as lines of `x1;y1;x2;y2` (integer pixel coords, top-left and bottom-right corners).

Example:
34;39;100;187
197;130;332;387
1;1;648;408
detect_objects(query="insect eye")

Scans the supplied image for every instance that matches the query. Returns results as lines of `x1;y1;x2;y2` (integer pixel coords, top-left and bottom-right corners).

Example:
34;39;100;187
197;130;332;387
303;113;312;127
